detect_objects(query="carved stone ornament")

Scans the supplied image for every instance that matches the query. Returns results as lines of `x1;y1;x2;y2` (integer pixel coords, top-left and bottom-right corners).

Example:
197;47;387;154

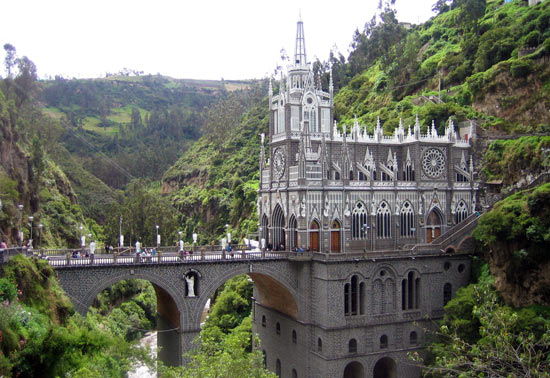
421;147;446;179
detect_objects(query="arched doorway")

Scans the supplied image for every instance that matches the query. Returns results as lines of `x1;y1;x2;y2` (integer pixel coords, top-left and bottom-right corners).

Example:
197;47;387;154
331;219;341;253
309;220;320;252
343;361;364;378
426;209;443;243
373;357;397;378
272;205;286;250
288;215;298;251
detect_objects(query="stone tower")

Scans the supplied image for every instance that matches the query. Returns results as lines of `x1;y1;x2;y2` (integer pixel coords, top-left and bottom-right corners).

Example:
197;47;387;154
254;19;477;378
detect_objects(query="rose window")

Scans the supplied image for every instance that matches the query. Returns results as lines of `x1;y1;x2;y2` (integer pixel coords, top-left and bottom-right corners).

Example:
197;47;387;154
422;148;446;178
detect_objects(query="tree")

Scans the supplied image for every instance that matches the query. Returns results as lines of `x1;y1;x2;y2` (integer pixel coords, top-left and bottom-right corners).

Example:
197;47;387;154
160;317;276;378
432;0;451;15
103;179;179;247
130;107;143;130
3;43;16;78
418;267;550;377
456;0;486;33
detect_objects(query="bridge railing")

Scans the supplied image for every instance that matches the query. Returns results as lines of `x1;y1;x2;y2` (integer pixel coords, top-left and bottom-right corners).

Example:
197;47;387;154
0;247;35;263
45;248;285;267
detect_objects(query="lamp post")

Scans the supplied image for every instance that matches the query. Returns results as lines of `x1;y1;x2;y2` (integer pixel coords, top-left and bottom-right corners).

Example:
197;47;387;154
79;226;85;250
156;225;160;248
225;223;231;244
17;204;23;246
38;223;43;250
119;215;123;248
28;216;34;248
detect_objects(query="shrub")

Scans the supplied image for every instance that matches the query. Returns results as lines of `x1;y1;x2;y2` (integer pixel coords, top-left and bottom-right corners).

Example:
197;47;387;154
510;59;533;78
0;278;17;303
524;30;541;48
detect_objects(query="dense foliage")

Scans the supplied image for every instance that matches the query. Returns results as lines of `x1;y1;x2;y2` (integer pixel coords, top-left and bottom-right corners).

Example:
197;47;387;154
160;275;275;377
484;136;550;184
420;263;550;377
92;279;157;342
0;256;152;377
324;0;550;133
473;182;550;305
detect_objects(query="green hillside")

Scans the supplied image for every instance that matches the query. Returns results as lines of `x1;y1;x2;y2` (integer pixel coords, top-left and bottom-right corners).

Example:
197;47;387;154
327;0;550;133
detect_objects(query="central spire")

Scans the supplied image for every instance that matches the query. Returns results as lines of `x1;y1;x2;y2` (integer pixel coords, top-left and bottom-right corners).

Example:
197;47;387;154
294;15;307;66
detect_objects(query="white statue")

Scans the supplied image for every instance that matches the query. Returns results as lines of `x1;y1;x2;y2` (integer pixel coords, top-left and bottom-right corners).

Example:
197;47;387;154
186;275;195;297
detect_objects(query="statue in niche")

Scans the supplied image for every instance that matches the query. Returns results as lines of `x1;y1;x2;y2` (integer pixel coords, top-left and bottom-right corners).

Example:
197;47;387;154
186;274;196;297
300;197;306;218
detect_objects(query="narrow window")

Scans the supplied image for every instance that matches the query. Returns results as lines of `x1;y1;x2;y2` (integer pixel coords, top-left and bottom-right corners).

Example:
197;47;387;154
276;359;281;377
401;279;407;310
348;338;357;353
359;282;365;315
292;369;298;378
344;283;350;315
262;315;266;327
443;283;452;306
380;335;388;349
276;322;281;335
317;338;322;352
410;331;418;345
292;329;297;344
351;275;358;315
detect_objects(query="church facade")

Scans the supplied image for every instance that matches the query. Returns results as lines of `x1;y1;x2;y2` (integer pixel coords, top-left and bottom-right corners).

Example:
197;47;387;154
257;20;476;254
254;19;477;378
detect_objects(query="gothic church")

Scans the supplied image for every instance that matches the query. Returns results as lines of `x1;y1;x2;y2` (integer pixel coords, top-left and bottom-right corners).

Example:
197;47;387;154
253;18;477;378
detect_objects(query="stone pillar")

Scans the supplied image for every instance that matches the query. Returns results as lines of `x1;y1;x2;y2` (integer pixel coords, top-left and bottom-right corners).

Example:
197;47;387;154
180;329;201;364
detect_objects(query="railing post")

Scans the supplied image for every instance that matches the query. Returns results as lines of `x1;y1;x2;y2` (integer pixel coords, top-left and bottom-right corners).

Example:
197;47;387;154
66;253;71;266
222;249;226;260
157;250;162;264
201;247;205;260
261;249;265;258
241;248;246;259
113;253;117;264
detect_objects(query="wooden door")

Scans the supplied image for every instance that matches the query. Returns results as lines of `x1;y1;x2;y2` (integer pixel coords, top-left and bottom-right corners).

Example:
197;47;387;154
310;232;319;252
331;220;341;253
331;231;340;252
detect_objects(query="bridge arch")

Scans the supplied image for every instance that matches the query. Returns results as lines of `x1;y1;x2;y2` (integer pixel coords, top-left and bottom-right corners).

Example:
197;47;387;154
79;270;185;317
192;262;300;327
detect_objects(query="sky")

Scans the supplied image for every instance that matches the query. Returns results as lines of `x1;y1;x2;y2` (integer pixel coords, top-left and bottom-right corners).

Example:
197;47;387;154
1;0;437;81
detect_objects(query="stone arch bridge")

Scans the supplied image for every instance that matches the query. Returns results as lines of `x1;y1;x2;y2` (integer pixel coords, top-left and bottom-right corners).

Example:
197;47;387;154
52;252;304;366
2;214;478;376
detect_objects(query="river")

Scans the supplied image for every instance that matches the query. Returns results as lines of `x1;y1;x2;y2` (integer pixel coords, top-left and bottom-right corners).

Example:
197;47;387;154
129;331;157;378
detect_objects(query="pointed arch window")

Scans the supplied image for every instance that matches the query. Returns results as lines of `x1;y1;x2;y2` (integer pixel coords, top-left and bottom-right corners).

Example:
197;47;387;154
288;215;298;251
454;200;469;224
304;105;318;133
400;201;415;237
352;202;368;240
404;162;415;181
376;202;391;238
272;205;285;251
277;101;285;134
